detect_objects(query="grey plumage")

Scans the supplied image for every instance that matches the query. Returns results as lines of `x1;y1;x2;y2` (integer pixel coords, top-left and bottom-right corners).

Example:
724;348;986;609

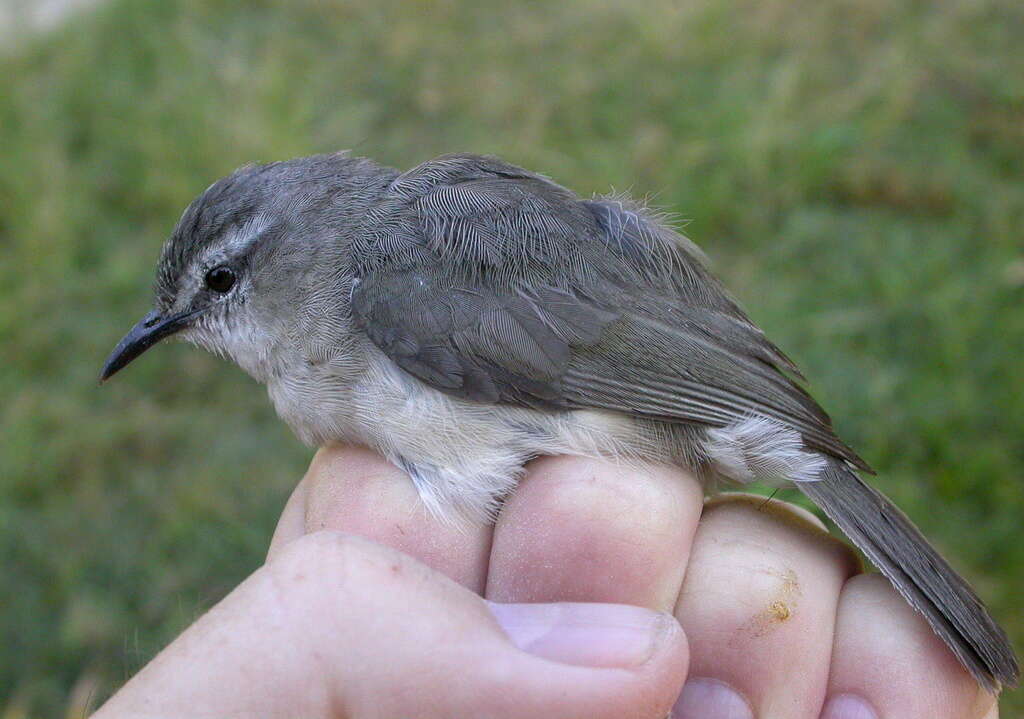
101;151;1019;691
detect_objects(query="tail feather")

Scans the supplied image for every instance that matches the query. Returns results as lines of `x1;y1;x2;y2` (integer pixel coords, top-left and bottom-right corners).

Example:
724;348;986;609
799;459;1019;692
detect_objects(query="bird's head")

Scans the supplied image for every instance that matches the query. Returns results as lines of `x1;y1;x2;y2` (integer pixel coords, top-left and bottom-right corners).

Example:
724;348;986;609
100;153;384;383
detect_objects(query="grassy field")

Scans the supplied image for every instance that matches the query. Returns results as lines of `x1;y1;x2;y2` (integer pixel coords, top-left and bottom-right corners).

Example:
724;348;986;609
2;0;1022;714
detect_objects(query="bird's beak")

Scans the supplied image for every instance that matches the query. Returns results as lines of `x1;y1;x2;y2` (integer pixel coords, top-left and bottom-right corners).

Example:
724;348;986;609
99;309;201;382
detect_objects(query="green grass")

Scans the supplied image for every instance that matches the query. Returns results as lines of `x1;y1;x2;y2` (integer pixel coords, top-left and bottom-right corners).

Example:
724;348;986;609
2;0;1022;714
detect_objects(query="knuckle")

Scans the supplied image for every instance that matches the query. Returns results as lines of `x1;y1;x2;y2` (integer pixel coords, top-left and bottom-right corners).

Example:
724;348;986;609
703;493;861;572
681;501;859;641
686;550;807;636
268;530;364;593
272;529;422;597
841;571;892;598
706;492;827;531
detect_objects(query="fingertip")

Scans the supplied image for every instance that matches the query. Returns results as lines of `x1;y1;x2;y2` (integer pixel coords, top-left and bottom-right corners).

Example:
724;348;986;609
826;573;990;719
982;700;1000;719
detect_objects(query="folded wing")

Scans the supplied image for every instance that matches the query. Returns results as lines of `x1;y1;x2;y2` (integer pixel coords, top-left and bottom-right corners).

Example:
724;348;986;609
350;154;868;470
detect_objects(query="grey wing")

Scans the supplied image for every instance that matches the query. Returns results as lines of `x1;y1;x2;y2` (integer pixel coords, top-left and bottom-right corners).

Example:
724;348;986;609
351;154;619;409
351;268;616;408
351;154;869;470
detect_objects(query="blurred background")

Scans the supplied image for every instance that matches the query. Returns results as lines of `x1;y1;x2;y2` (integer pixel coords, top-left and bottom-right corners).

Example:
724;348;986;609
1;0;1022;715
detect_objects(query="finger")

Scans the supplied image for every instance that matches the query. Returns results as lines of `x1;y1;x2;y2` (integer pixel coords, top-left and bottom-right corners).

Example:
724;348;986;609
281;444;493;591
95;531;689;719
820;573;997;719
486;455;704;612
266;474;310;560
672;494;860;719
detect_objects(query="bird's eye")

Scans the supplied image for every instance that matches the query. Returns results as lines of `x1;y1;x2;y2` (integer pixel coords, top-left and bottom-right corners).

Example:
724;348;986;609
205;266;236;293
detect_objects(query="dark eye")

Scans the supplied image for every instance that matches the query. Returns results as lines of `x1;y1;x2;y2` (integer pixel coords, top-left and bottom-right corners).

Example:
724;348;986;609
205;266;236;293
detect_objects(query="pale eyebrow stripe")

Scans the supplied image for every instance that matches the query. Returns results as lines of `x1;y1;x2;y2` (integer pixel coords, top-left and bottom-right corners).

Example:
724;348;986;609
223;212;274;256
193;212;273;271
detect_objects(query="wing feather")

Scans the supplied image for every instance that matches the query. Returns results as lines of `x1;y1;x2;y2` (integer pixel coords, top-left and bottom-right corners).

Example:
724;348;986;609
351;154;869;470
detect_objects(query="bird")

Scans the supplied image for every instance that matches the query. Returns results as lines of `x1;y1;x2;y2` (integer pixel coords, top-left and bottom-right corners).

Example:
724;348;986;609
100;151;1019;692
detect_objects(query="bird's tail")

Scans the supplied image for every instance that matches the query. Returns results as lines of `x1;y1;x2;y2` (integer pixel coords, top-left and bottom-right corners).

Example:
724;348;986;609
798;458;1019;693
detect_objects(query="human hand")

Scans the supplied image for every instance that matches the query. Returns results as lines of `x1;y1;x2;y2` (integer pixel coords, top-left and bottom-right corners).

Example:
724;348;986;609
95;446;999;718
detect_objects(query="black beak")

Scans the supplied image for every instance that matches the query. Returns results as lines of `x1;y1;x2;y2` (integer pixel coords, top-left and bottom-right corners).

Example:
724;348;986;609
99;309;201;383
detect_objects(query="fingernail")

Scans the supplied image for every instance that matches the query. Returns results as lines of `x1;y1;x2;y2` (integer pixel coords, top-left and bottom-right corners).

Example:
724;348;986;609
821;694;879;719
672;678;753;719
487;601;673;668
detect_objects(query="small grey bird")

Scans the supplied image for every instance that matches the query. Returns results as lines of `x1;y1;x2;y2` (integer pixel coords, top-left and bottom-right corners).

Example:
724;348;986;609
101;151;1018;691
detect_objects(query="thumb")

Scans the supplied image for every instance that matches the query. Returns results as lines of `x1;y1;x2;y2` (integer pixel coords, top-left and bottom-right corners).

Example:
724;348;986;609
94;531;689;719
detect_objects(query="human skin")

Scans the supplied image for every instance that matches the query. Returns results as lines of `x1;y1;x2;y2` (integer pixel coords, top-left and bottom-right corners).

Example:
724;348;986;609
94;446;1000;718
